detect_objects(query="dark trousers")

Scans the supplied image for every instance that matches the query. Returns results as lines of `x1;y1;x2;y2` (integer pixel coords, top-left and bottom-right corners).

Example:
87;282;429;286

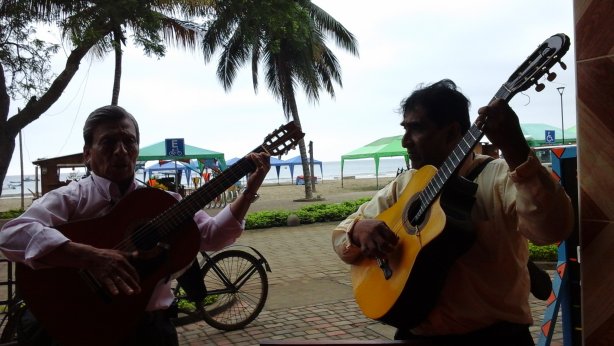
123;310;179;346
18;308;178;346
394;321;535;346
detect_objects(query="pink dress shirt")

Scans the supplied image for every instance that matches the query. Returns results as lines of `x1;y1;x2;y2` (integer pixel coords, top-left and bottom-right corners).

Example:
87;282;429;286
0;173;245;310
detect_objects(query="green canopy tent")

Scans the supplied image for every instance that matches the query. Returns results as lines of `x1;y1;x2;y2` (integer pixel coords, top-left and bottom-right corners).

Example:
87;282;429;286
137;141;226;187
520;123;577;146
341;135;409;188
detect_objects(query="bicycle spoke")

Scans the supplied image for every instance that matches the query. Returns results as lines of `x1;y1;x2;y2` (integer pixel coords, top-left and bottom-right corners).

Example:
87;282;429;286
199;250;268;331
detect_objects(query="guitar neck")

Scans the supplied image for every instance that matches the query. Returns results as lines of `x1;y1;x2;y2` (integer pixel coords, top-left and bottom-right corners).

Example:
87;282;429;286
415;85;513;221
147;146;263;235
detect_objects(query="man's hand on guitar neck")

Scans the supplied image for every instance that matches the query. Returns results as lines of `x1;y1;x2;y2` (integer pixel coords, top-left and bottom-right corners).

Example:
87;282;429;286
349;219;399;258
41;241;142;296
476;99;530;171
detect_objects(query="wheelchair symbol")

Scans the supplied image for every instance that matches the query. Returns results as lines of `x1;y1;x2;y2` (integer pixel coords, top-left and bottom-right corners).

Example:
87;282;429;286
546;134;554;143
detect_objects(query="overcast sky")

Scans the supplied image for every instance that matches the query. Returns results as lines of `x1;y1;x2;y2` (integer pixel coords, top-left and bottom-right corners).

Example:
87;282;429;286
6;0;576;176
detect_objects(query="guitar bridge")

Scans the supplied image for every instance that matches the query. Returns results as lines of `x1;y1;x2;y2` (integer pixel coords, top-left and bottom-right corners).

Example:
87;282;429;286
79;269;112;303
376;257;393;280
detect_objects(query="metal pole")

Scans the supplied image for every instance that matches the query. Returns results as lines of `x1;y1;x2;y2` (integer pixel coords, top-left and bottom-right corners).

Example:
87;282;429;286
19;130;24;210
309;141;316;193
557;87;565;144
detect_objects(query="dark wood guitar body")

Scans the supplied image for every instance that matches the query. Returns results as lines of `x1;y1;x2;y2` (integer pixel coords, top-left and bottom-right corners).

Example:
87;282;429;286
16;188;200;346
14;122;304;345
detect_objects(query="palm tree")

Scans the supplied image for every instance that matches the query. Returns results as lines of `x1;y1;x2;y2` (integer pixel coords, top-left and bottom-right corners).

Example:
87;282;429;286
102;1;216;106
63;1;214;106
0;0;213;190
27;0;214;106
201;0;358;199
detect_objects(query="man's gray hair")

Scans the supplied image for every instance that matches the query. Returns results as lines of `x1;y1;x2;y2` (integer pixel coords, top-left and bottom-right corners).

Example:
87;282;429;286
83;105;140;146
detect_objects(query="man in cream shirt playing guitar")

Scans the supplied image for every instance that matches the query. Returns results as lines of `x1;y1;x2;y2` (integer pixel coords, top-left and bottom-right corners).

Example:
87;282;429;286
332;79;573;345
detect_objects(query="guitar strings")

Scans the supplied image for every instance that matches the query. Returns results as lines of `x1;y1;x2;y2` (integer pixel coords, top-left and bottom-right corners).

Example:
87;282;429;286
381;124;484;244
109;126;300;252
110;159;253;252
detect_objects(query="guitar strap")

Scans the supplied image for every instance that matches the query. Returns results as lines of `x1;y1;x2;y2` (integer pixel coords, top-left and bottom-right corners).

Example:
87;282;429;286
464;156;495;181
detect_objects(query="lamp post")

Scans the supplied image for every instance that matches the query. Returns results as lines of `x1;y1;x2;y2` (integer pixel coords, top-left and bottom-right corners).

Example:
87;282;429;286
557;86;565;144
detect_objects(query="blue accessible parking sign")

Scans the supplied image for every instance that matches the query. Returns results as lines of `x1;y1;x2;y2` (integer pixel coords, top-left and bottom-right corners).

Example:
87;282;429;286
545;130;555;144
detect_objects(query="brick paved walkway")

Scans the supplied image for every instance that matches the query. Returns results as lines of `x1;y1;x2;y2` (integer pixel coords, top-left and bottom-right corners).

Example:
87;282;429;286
176;222;564;346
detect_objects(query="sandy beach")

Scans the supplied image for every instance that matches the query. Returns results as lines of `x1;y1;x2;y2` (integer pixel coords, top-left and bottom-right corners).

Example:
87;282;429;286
0;177;395;213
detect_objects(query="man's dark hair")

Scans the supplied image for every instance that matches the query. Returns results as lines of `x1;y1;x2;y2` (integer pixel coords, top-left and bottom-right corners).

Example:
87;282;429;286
399;79;471;134
83;105;140;146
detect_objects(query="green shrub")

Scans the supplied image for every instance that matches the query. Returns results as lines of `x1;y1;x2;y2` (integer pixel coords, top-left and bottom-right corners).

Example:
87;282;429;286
529;243;558;262
0;209;24;219
245;211;291;229
245;198;369;230
2;197;558;262
245;197;558;262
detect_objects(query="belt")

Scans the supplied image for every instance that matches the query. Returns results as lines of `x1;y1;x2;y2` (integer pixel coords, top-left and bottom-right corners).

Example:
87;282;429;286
396;321;534;345
142;306;178;324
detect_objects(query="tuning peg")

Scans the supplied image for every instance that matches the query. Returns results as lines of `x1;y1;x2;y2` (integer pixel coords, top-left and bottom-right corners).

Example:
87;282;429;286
546;71;557;82
535;82;545;92
559;61;567;70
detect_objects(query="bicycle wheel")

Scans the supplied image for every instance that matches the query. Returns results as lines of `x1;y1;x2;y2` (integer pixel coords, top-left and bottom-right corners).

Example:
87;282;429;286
200;250;268;331
0;296;26;343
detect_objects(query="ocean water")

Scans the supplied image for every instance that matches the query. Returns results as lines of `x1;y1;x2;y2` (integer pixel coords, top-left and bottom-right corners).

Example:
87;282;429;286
1;171;86;198
2;176;42;198
2;157;409;196
263;157;409;184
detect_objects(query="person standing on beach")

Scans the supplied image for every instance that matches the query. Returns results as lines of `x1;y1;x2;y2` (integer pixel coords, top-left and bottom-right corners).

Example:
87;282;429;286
332;79;573;345
0;105;271;345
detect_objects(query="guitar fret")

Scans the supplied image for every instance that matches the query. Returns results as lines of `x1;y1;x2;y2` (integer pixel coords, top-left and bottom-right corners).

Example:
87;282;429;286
436;174;445;186
452;150;460;162
413;122;486;221
462;136;470;148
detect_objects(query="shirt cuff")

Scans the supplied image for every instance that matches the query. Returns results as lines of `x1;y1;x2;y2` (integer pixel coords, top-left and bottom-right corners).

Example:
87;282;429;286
344;216;362;251
509;153;541;183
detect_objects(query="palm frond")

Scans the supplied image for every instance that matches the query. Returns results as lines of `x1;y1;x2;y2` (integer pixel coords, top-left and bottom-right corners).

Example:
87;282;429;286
157;15;201;51
308;2;359;57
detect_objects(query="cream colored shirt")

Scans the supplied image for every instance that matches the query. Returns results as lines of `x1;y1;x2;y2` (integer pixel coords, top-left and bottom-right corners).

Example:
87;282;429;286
332;154;573;335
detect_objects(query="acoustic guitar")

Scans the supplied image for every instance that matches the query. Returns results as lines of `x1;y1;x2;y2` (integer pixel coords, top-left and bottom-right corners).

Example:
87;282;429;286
16;122;304;346
351;33;570;329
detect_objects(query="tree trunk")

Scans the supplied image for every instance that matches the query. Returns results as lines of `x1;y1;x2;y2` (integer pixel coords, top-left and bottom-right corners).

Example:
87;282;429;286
0;131;17;198
111;29;122;105
0;27;112;195
0;65;15;197
288;96;312;200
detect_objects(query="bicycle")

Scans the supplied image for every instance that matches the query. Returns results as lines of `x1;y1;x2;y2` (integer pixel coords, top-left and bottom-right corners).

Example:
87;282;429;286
0;245;270;343
172;245;271;331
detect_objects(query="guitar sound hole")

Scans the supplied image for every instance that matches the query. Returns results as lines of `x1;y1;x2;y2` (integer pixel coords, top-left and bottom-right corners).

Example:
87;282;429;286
406;198;425;229
130;230;161;251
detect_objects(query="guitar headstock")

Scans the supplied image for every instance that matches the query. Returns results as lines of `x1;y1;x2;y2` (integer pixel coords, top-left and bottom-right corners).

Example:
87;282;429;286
500;33;570;101
260;122;305;156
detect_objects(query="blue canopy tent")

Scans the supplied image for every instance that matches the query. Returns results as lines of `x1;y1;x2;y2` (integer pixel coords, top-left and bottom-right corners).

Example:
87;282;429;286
144;161;195;184
269;157;288;184
283;155;323;184
137;141;226;189
227;156;287;184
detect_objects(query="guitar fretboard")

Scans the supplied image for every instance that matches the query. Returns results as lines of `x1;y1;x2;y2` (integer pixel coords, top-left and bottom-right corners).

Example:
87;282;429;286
412;87;512;224
113;122;303;251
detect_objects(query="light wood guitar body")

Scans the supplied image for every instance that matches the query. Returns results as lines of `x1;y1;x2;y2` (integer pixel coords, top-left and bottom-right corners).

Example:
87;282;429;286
351;166;476;328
